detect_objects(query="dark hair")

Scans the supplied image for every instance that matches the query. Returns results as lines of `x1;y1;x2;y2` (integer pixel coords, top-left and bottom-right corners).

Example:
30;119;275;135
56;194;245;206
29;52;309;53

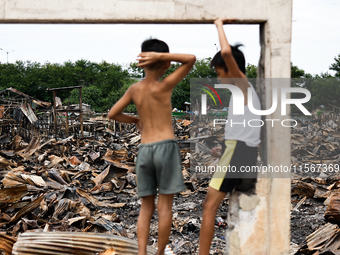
210;44;246;74
141;38;169;70
141;38;169;53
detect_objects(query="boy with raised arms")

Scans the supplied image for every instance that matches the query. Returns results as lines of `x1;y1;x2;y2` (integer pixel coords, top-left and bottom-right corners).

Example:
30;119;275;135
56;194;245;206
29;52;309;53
108;39;196;255
199;18;261;254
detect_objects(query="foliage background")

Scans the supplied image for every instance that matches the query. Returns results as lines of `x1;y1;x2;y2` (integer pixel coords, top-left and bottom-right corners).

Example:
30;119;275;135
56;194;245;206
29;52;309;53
1;55;339;113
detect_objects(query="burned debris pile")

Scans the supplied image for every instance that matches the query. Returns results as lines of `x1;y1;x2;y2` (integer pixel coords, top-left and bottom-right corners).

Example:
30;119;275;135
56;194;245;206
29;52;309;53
1;87;340;255
290;114;340;255
0;131;143;253
0;88;51;142
0;117;227;254
0;87;113;143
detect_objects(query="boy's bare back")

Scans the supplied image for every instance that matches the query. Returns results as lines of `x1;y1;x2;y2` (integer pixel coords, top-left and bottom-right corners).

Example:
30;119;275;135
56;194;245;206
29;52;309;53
128;79;174;143
107;39;195;255
108;51;195;144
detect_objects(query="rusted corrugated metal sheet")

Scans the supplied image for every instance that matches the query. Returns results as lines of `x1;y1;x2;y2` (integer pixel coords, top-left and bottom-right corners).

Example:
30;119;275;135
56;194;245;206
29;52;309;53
12;232;157;254
0;234;16;255
305;223;340;252
20;103;38;124
10;194;45;223
32;99;51;108
0;185;28;203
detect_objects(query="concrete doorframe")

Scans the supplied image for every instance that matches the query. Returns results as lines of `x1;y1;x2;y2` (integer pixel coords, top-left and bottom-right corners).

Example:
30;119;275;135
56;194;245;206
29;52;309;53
1;1;292;254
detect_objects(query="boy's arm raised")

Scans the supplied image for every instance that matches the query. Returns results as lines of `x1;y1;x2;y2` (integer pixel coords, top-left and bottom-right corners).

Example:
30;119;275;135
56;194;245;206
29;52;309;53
107;88;141;128
138;52;196;90
215;18;249;104
215;18;246;79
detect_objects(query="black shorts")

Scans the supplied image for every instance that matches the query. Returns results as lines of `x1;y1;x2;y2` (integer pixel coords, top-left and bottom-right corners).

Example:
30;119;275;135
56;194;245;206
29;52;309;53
209;140;257;193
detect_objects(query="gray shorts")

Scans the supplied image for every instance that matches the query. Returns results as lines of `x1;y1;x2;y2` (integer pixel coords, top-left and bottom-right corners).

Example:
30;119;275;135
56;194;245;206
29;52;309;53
135;139;186;197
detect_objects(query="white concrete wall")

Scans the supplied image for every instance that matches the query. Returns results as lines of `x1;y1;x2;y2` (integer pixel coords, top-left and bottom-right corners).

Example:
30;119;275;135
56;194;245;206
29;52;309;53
0;0;292;254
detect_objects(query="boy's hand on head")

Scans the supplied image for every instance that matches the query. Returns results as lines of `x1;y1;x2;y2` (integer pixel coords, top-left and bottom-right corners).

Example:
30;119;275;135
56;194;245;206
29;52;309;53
137;52;161;67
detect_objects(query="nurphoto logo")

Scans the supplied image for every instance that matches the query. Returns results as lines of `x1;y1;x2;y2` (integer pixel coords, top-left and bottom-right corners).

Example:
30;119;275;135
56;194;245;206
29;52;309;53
202;84;311;116
196;79;312;128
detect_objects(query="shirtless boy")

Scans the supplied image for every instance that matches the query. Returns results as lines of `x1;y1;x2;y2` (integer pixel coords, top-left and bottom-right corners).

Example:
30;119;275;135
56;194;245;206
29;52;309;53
108;39;196;255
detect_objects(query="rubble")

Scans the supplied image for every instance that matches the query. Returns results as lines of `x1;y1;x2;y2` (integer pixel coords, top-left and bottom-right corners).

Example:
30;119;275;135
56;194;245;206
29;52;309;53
290;112;340;255
0;97;340;254
0;116;226;254
0;234;16;255
0;88;51;142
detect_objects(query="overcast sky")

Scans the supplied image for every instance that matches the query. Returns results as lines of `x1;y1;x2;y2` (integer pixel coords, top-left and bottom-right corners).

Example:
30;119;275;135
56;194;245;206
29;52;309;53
0;0;339;76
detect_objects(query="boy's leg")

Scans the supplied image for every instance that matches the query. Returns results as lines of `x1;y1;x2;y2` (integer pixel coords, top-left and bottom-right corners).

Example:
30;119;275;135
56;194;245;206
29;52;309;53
199;187;227;255
137;195;156;255
156;193;174;255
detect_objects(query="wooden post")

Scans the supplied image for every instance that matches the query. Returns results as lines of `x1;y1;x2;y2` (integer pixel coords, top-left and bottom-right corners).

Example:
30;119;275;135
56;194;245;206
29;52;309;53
53;90;57;139
66;112;69;136
66;90;70;136
79;87;83;138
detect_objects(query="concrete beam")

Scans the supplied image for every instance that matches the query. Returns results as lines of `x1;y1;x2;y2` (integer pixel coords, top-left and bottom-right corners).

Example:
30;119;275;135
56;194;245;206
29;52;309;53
3;0;267;24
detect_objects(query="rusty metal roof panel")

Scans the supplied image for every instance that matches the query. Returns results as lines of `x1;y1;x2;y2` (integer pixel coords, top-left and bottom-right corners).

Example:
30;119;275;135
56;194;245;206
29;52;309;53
20;104;38;124
10;194;45;224
0;185;28;203
0;234;16;255
12;232;157;254
32;99;51;108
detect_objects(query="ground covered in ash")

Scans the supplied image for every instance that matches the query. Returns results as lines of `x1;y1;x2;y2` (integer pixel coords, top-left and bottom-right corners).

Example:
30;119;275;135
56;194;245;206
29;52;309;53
291;196;327;245
117;180;330;255
113;180;229;255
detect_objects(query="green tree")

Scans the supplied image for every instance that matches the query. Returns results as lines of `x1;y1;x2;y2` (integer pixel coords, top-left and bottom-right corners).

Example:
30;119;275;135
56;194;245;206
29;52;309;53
309;77;340;108
103;78;139;113
67;85;104;112
329;54;340;78
291;62;306;78
0;60;132;112
246;64;257;78
128;62;144;78
166;58;217;109
243;62;311;79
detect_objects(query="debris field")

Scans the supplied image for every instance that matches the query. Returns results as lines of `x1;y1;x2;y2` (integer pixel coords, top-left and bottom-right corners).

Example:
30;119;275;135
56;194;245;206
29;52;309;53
0;96;340;254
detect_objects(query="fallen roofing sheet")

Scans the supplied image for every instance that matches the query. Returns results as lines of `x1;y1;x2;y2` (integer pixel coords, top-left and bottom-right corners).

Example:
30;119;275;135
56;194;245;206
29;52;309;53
12;232;157;255
0;234;16;255
20;104;38;124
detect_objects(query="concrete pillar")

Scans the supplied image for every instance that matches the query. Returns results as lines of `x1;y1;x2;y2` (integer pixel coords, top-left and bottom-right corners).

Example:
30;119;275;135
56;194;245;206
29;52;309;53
0;1;292;254
225;1;292;254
